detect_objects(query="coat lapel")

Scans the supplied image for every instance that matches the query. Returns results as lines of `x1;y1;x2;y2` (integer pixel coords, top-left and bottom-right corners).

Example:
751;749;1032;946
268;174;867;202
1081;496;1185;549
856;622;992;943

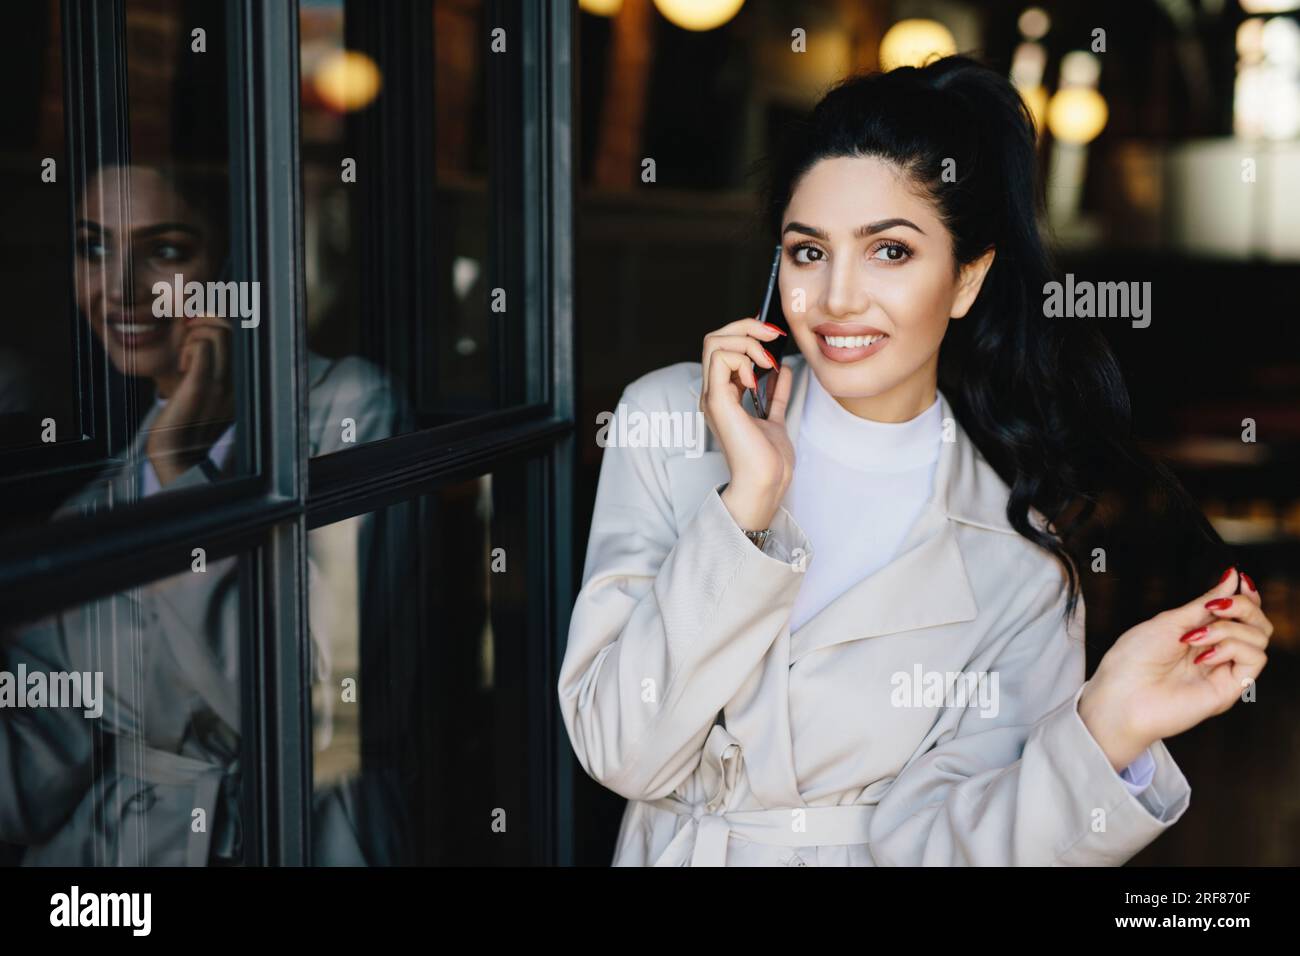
57;401;161;516
674;352;1013;664
785;373;990;662
115;401;162;499
786;501;977;662
668;352;1017;807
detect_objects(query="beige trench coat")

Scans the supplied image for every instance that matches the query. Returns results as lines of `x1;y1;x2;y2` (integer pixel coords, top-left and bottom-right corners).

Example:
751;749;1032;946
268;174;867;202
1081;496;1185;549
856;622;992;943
558;352;1192;866
1;352;399;865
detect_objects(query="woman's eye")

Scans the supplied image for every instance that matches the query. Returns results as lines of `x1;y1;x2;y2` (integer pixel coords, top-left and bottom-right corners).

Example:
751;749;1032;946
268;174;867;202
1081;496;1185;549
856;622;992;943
791;243;823;264
152;243;188;262
76;238;106;260
872;242;910;262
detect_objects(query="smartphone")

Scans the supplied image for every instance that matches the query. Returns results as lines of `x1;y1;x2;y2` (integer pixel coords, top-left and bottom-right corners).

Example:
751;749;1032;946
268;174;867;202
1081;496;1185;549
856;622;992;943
748;243;789;419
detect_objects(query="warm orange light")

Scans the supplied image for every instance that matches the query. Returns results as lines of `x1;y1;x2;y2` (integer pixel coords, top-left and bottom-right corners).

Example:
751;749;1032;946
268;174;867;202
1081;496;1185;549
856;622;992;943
1047;87;1108;144
313;50;382;113
579;0;624;16
879;19;957;71
653;0;745;32
1022;84;1049;136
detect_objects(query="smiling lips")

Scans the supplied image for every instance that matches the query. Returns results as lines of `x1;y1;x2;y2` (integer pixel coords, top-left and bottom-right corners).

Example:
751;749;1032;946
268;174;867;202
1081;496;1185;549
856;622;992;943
107;313;171;349
812;323;890;363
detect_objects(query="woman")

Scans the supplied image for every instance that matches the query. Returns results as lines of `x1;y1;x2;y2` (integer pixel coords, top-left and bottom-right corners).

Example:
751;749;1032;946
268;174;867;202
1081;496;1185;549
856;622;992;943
0;162;403;865
558;56;1274;866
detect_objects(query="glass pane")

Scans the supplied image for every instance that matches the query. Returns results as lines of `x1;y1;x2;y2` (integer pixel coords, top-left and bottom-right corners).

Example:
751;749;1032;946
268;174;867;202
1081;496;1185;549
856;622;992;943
298;0;529;452
0;558;249;866
0;4;76;458
308;462;540;864
0;0;256;538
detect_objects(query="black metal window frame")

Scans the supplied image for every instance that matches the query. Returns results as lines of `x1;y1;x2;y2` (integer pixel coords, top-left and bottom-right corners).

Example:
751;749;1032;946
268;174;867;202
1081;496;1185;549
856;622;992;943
0;0;576;867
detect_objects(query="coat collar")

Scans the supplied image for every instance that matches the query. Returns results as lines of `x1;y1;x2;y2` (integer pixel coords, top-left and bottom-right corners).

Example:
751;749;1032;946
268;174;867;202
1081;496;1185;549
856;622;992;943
64;400;165;509
678;351;1019;664
73;352;339;507
683;351;1016;536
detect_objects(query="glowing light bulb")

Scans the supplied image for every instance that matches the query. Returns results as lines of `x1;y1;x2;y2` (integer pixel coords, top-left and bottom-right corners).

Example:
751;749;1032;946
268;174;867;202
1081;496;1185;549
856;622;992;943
879;19;958;71
314;50;382;113
653;0;745;32
579;0;624;16
1046;87;1108;144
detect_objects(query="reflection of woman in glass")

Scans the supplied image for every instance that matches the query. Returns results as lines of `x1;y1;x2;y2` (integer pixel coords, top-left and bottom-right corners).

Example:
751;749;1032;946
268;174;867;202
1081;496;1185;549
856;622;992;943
69;162;401;495
0;162;403;866
561;57;1275;866
74;163;238;489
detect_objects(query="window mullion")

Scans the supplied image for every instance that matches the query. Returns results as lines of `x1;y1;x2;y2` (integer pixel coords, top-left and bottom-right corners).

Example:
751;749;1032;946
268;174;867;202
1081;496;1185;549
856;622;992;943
244;0;310;867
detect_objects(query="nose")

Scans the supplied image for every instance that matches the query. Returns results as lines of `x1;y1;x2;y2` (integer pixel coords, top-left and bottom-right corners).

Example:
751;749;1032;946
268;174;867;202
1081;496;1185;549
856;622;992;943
98;244;127;308
104;263;127;308
127;249;156;311
823;252;870;318
107;245;151;311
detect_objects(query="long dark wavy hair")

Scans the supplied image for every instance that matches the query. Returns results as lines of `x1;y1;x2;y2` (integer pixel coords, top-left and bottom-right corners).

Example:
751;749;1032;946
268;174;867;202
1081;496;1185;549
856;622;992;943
756;55;1227;622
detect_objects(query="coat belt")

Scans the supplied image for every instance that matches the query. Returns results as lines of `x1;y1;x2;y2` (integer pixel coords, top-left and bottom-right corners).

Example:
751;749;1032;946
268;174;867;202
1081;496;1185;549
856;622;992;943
646;798;876;866
642;722;873;866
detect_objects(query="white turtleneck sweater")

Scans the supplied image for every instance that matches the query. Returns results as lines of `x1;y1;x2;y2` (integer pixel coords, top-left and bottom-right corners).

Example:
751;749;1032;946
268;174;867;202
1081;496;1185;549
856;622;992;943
783;370;1154;795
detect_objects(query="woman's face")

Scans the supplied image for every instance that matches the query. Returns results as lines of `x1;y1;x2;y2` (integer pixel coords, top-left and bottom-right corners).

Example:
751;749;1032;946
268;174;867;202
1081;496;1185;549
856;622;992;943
779;155;993;422
75;165;216;385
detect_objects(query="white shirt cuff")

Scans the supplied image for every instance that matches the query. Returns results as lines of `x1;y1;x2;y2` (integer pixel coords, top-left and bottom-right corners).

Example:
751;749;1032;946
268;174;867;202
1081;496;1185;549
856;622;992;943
142;457;162;497
1118;745;1156;795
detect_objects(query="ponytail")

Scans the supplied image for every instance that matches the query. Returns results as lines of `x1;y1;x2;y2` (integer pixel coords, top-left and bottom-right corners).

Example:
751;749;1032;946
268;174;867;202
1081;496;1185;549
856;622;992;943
758;55;1227;623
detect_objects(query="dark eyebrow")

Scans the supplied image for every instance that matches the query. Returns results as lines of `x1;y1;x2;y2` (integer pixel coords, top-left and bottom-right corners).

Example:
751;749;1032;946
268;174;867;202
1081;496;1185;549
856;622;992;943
73;220;200;240
782;218;926;240
133;222;201;240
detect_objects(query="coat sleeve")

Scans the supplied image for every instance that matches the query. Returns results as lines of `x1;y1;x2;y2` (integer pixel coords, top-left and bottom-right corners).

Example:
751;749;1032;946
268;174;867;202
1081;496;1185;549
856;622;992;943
867;556;1192;866
0;359;407;851
0;615;94;843
308;354;407;456
558;386;815;802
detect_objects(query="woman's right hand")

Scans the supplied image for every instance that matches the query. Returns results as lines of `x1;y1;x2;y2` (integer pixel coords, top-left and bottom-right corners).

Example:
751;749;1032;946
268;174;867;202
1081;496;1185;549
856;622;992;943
699;317;795;532
146;315;236;486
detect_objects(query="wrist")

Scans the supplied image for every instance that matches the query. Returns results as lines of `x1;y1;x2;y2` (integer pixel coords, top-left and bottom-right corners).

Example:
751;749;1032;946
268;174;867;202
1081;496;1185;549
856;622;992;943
720;483;779;532
147;444;201;488
1077;679;1150;773
150;456;185;488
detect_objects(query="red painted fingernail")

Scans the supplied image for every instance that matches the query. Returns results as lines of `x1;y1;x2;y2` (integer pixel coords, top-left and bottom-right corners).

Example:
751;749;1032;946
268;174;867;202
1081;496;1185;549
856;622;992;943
1241;572;1257;593
1180;627;1208;643
762;323;787;336
761;347;777;367
1193;648;1216;664
1205;598;1233;610
1218;567;1234;585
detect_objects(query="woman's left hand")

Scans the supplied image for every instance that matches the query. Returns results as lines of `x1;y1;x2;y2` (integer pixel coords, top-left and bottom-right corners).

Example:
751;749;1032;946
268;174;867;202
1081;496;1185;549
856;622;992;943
1077;567;1272;772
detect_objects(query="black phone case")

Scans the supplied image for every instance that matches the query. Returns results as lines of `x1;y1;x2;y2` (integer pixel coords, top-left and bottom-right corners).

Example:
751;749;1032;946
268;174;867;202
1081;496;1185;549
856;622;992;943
749;244;789;419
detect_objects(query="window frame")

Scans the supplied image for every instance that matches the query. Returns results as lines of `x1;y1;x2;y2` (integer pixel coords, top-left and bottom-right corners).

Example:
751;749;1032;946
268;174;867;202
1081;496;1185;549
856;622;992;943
0;0;576;867
299;0;578;867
